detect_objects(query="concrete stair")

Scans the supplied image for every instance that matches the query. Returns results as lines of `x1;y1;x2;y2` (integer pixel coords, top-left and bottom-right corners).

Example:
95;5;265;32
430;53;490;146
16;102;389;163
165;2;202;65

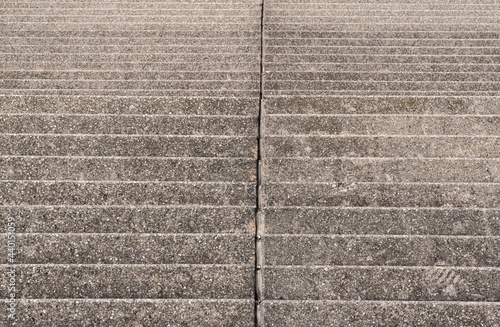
0;0;260;325
1;0;499;325
261;0;499;325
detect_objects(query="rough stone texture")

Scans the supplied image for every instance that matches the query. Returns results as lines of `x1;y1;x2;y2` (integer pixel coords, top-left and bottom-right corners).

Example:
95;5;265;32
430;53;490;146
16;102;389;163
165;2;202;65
0;157;257;182
0;181;256;206
265;208;500;236
0;234;255;264
0;115;258;135
0;135;257;157
265;267;499;301
0;265;254;299
264;158;499;182
262;0;500;325
0;207;256;234
0;300;254;327
264;301;500;327
0;0;260;325
1;0;499;325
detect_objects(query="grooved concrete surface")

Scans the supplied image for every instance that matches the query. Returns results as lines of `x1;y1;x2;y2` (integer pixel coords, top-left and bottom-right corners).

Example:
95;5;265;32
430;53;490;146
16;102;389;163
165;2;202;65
0;0;260;325
261;0;499;326
0;0;499;326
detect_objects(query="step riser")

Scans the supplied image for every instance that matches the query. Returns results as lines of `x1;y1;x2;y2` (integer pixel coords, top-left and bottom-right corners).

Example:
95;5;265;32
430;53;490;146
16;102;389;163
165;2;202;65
265;208;500;236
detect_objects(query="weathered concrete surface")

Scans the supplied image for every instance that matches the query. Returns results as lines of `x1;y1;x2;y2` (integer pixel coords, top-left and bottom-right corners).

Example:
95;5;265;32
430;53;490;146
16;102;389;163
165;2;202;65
261;0;500;325
0;300;254;327
1;0;499;325
0;0;260;325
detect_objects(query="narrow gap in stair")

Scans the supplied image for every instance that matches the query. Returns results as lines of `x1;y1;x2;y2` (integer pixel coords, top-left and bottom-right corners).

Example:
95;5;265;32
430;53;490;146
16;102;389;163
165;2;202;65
255;0;265;326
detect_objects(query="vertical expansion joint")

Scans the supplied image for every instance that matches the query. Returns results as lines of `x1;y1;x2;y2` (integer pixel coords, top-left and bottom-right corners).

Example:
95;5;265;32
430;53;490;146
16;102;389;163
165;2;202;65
255;0;265;326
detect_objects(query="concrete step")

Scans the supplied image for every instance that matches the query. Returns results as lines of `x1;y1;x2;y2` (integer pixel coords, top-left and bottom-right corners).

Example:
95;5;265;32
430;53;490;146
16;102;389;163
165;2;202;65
0;53;260;63
264;81;499;92
2;2;258;9
0;299;253;327
267;17;497;24
1;30;260;38
265;136;499;158
265;90;499;96
0;15;261;24
265;115;499;136
266;38;500;47
264;301;500;326
0;206;255;233
263;97;499;115
265;266;499;301
1;37;259;46
0;22;261;31
266;235;499;266
266;9;495;16
0;8;259;15
265;3;497;10
265;31;499;39
0;96;259;115
0;135;257;157
266;46;499;55
266;63;498;73
0;234;254;264
265;207;499;236
0;44;261;54
0;62;260;72
263;158;499;183
0;181;256;206
0;115;257;135
0;71;260;80
0;89;261;97
263;182;499;208
0;157;257;182
6;0;253;3
0;80;260;92
0;265;254;299
265;23;498;32
265;54;498;64
266;72;500;81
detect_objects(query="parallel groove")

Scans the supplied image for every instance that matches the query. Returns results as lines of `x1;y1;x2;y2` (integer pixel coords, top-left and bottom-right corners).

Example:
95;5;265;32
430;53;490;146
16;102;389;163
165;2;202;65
261;0;499;324
1;1;261;324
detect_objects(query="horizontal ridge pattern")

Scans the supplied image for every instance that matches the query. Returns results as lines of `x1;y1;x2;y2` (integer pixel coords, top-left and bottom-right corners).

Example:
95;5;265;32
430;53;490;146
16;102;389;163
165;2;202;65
0;0;260;326
261;0;499;325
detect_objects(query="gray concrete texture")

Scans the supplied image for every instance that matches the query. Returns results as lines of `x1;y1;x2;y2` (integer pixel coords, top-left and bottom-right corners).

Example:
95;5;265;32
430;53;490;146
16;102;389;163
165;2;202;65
260;0;499;326
1;0;260;325
0;0;499;326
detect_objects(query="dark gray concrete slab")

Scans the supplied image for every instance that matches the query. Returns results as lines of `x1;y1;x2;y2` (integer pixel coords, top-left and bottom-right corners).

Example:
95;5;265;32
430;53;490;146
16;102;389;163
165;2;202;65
263;183;499;207
0;135;257;157
0;265;254;299
0;181;256;206
0;96;259;115
0;115;258;135
265;136;499;158
265;235;498;266
265;266;499;301
264;158;499;183
264;97;500;115
0;157;257;182
0;299;254;327
264;301;500;327
265;208;500;236
0;206;256;233
0;234;255;264
265;116;500;135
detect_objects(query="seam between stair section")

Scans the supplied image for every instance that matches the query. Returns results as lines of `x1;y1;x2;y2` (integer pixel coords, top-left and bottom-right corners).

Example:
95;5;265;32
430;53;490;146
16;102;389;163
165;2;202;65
255;0;265;326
